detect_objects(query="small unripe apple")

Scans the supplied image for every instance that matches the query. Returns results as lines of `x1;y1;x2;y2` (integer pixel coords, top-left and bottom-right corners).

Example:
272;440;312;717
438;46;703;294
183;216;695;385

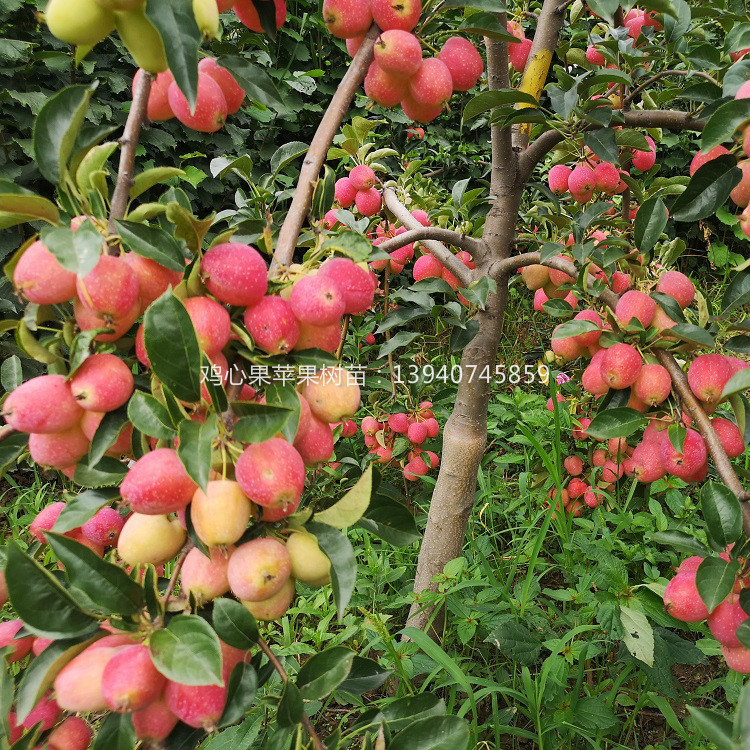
46;0;115;45
117;513;187;565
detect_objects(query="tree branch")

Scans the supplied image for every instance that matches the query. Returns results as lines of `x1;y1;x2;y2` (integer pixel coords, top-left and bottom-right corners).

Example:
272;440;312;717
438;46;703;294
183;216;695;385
383;189;474;287
257;636;325;750
513;0;566;151
624;69;719;107
272;25;380;269
517;109;706;184
107;70;152;253
376;226;483;257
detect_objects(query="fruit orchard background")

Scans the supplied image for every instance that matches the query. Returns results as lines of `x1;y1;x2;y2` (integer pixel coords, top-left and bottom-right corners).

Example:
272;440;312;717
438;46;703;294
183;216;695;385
2;0;750;749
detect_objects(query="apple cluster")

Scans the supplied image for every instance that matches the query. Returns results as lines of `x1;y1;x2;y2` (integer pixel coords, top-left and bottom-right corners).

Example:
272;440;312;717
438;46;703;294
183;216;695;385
133;58;245;134
547;139;656;205
664;553;750;675
361;402;441;480
0;618;257;740
332;165;384;218
322;0;484;123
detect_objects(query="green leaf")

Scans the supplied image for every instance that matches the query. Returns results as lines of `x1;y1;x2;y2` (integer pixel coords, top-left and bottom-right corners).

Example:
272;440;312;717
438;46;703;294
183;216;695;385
219;57;287;112
377;330;421;359
356;495;419;547
212;598;259;650
47;532;144;616
551;320;599;340
76;141;117;194
620;605;654;667
337;657;392;695
297;648;354;701
130;167;185;200
231;404;292;444
586;0;618;22
671;155;741;223
202;352;228;413
115;220;186;272
584;128;618;163
39;222;104;277
0;355;21;392
701;99;750;152
220;662;258;727
696;556;740;613
53;488;120;534
484;621;542;665
88;408;129;465
687;705;733;748
15;633;103;723
270;141;308;176
320;232;373;263
0;434;27;480
724;59;750;98
723;369;750;400
669;323;715;347
663;0;691;43
650;530;708;556
5;541;97;639
263;385;301;444
277;680;303;727
145;0;200;110
701;482;742;549
92;712;136;750
463;89;539;122
733;683;750;746
722;272;750;314
306;522;355;619
144;291;202;403
177;413;219;492
458;12;519;41
314;465;372;528
0;193;60;226
585;408;647;440
634;196;669;253
389;716;470;750
72;457;128;488
128;391;177;440
33;84;95;185
149;615;223;686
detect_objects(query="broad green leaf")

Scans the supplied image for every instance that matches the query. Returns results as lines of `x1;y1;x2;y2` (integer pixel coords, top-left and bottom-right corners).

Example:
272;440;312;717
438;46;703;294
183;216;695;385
484;621;542;665
734;683;750;746
39;222;104;276
128;391;177;440
389;716;471;750
115;220;186;272
357;495;419;547
145;0;200;110
0;434;27;480
150;615;223;686
76;141;118;193
277;681;303;728
321;232;373;263
723;368;750;400
264;385;301;444
212;598;259;650
306;522;355;619
53;488;120;534
88;408;130;466
670;155;741;223
33;84;95;185
72;457;128;488
47;533;144;616
337;657;392;695
220;663;258;727
696;556;739;612
297;647;354;700
463;89;539;122
584;128;618;163
219;57;287;112
620;605;654;666
722;272;750;314
650;530;708;556
701;99;750;152
551;320;599;339
586;0;618;22
270;141;308;176
144;291;202;403
669;323;714;347
0;193;59;225
314;465;373;528
92;712;136;750
15;633;104;722
177;413;219;492
459;12;518;41
5;541;98;639
662;0;691;43
687;705;733;747
0;356;21;392
701;482;742;549
585;408;647;440
130;167;185;200
231;404;292;444
634;196;668;253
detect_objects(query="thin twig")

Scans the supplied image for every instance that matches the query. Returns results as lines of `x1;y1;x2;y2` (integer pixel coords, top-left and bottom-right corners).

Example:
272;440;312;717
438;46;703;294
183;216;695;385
383;189;474;287
257;636;325;750
336;316;350;360
107;71;153;254
624;69;720;107
272;25;380;269
162;544;192;609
